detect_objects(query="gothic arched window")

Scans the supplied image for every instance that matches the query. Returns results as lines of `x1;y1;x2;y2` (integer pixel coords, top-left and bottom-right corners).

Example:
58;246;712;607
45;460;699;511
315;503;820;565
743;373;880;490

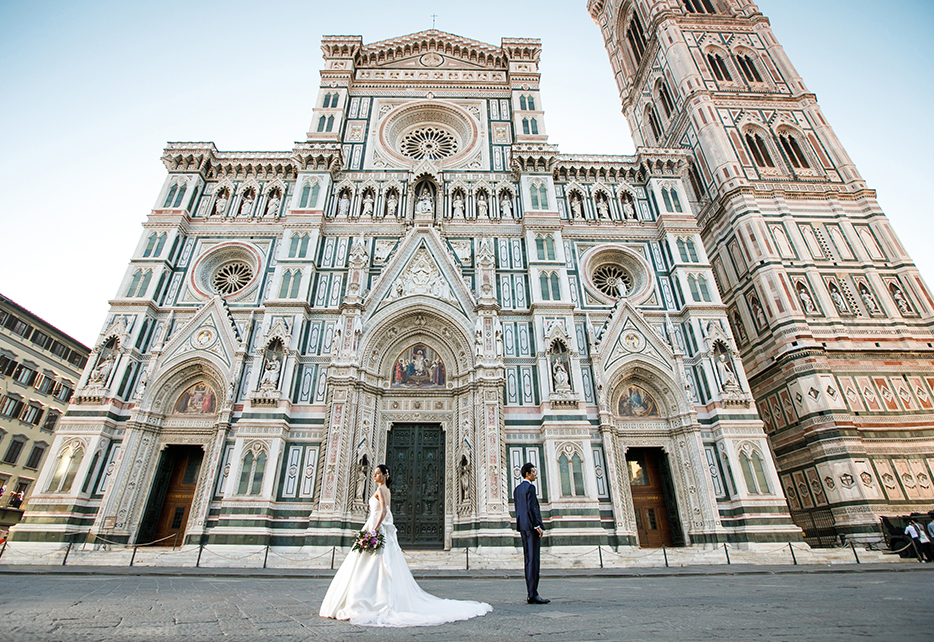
698;275;711;302
625;12;648;66
745;133;775;168
326;115;334;132
677;239;689;262
143;233;158;258
706;52;732;82
238;448;268;495
558;451;586;497
126;269;152;298
522;118;530;135
656;80;675;118
47;445;84;493
670;187;683;212
684;0;716;13
520;95;528;110
317;116;326;132
739;450;771;494
688;275;701;302
646;106;662;143
530;118;539;135
163;184;177;208
686;239;698;262
736;54;763;83
153;233;167;257
779;134;810;169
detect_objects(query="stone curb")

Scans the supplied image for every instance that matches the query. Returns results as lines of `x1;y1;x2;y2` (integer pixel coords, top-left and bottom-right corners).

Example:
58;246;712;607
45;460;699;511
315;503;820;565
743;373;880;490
1;562;930;580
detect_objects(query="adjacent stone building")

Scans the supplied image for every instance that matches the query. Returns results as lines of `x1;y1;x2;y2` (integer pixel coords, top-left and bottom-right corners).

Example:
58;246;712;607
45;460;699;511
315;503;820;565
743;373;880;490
12;1;931;560
0;294;89;531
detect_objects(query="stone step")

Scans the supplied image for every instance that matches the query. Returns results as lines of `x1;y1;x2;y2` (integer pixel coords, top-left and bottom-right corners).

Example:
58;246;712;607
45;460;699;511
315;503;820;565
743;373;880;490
0;541;911;570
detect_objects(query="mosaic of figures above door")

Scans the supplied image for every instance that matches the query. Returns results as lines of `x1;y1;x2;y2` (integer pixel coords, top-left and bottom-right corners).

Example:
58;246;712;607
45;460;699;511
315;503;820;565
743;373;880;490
391;344;446;389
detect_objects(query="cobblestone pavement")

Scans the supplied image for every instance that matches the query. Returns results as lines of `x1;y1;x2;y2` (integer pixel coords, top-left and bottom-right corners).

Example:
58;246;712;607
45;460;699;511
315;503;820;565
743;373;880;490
1;566;931;641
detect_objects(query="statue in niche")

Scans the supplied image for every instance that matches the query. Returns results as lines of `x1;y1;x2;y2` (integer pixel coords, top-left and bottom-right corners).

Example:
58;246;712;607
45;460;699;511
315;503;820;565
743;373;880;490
240;192;254;217
213;192;228;217
730;309;748;344
622;197;636;220
337;192;351;218
595;195;610;220
500;194;512;219
265;193;280;218
750;296;767;329
133;363;152;400
796;283;817;314
716;352;738;390
356;459;369;502
859;283;880;314
553;361;571;392
452;193;465;219
494;318;504;357
260;355;281;390
828;282;849;314
477;192;488;219
362;192;374;218
89;352;115;384
569;194;583;220
459;455;470;503
415;187;434;217
385;192;398;219
474;317;484;357
890;284;912;314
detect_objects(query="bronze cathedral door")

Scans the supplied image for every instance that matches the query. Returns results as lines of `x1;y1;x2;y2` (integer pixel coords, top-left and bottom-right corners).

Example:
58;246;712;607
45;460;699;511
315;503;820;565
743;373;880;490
627;448;674;548
386;424;444;548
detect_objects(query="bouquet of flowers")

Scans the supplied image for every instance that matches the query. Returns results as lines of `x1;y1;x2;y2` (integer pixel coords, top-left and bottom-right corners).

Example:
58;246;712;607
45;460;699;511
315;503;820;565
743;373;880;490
352;528;385;554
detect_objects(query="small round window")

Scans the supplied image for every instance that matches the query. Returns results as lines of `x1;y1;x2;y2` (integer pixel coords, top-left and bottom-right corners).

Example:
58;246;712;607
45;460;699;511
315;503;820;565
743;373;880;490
212;261;253;295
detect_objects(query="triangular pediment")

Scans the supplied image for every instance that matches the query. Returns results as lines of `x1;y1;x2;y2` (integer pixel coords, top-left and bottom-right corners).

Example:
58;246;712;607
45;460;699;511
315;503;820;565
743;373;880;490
359;30;506;70
158;296;241;371
365;227;476;317
596;301;675;374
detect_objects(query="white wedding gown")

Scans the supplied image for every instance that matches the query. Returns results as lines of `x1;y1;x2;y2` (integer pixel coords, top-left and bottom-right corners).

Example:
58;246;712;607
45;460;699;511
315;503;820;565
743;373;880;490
319;495;492;627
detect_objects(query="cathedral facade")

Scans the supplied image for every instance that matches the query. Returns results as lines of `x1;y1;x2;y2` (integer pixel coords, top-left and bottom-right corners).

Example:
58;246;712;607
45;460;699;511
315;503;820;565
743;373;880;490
14;1;928;559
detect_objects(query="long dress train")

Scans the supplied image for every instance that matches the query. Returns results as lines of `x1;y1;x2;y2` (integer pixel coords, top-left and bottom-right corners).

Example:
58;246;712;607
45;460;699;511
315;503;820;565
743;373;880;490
319;495;492;627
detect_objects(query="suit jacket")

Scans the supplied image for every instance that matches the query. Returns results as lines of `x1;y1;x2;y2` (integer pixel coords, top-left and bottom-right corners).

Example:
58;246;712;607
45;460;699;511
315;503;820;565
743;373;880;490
514;480;543;532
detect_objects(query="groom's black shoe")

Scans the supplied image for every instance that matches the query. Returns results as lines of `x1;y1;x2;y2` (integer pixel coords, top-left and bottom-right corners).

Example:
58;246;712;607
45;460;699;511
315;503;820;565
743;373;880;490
527;597;550;604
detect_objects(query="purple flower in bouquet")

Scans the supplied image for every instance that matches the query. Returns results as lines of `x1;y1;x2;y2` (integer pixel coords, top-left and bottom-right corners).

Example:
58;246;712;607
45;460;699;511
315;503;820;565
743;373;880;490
352;528;385;554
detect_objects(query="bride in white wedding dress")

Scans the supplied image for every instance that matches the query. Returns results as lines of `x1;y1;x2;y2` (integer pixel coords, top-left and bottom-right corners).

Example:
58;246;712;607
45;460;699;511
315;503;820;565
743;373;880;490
319;464;492;627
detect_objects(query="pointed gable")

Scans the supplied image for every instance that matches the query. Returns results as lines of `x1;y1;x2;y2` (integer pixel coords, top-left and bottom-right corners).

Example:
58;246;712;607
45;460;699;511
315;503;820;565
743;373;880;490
596;301;675;374
365;227;475;318
158;296;241;370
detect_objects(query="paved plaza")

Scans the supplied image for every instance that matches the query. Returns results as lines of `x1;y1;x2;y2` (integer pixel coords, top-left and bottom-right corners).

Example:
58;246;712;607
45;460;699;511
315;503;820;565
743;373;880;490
1;565;931;641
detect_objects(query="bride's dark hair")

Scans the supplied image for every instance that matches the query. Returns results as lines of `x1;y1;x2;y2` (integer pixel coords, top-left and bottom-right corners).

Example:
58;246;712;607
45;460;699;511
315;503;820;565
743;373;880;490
377;463;391;487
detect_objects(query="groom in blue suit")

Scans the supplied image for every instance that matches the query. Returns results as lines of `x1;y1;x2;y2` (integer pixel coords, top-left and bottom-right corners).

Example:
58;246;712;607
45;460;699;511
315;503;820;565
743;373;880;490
514;463;549;604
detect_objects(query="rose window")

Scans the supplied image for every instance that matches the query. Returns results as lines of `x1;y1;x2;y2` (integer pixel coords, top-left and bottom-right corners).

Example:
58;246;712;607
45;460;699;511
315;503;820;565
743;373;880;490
212;261;253;295
400;126;459;160
592;265;633;298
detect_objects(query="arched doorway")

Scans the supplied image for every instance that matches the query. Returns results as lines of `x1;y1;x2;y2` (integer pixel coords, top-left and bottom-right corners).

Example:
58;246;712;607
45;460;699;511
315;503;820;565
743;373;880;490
136;380;217;546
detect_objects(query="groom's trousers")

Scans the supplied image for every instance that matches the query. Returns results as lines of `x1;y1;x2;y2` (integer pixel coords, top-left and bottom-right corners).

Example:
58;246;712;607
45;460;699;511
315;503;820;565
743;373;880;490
520;529;541;599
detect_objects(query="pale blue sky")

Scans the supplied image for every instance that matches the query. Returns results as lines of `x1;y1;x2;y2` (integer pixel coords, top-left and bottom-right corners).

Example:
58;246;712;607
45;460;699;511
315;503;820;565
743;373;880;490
1;0;931;344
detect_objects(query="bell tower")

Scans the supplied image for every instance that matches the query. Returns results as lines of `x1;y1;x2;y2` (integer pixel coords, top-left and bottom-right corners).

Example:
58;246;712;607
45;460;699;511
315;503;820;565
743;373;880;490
588;0;934;539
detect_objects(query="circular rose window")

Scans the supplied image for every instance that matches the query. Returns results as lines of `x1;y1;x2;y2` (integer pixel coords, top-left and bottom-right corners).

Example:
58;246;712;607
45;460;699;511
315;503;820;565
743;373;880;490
212;261;253;295
592;265;634;298
190;242;262;300
579;245;653;305
378;100;480;167
400;126;459;160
